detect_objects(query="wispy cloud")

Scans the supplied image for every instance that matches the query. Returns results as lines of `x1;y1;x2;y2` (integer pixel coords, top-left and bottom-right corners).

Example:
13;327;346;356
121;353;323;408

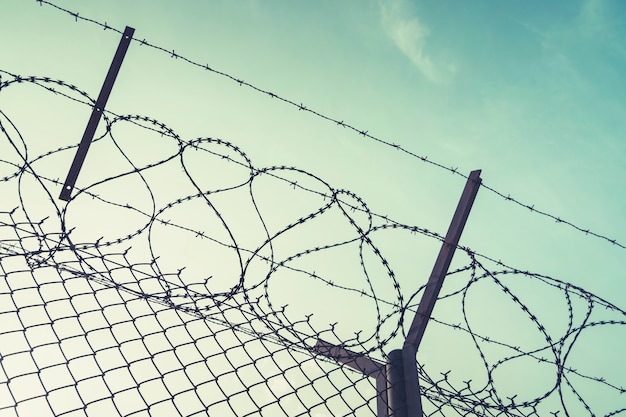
379;0;454;83
579;0;605;35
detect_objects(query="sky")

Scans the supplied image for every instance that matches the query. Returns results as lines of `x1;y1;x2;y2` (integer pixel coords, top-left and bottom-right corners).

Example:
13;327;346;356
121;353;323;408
0;1;625;416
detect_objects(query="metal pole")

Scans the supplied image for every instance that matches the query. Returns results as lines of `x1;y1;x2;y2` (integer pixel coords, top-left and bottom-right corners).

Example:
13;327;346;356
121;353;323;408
404;169;482;349
313;339;387;416
401;345;422;417
403;169;482;416
386;349;406;417
313;339;383;377
314;170;481;417
59;26;135;201
376;372;389;417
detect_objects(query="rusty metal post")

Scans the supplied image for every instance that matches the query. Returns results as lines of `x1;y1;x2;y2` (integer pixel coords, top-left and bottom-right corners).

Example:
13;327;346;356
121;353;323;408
59;26;135;201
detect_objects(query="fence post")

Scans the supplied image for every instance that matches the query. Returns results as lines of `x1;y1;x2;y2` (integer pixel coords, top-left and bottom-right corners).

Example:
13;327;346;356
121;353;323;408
403;169;482;416
315;170;481;417
59;26;135;201
386;349;407;417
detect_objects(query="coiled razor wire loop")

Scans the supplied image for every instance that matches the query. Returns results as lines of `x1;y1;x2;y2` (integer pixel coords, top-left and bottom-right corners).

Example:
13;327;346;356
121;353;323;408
0;73;624;416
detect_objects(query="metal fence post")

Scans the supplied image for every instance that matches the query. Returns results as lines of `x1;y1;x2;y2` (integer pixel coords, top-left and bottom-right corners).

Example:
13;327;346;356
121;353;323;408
386;349;407;417
402;169;482;416
59;26;135;201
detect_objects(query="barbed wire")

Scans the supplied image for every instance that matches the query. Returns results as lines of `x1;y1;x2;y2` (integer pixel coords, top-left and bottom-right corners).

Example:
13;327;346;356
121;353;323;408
29;0;626;251
1;71;624;416
3;67;621;317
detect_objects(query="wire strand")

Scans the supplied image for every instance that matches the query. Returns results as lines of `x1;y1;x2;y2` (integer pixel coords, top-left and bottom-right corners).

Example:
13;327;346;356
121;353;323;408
29;0;626;251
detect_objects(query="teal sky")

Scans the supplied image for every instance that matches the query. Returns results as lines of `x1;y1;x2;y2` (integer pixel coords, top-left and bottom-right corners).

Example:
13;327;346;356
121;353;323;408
1;1;625;416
